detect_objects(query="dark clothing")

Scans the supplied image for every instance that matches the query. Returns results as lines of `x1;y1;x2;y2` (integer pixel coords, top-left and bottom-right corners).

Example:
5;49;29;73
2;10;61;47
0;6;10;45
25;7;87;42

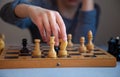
0;0;100;43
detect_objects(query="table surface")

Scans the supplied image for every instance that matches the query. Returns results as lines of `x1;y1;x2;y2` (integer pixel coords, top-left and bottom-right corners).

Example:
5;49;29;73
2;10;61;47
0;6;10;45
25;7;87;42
0;62;119;77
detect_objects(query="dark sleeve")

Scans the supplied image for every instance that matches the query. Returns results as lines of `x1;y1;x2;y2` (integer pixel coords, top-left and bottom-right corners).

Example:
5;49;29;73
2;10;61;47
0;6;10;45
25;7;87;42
73;4;101;43
80;10;96;24
79;3;101;30
0;0;33;29
0;0;53;29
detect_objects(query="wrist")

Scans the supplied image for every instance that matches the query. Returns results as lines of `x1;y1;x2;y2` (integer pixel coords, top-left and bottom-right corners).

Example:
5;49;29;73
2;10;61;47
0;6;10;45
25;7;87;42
15;4;32;18
23;4;33;17
27;4;34;17
81;0;94;11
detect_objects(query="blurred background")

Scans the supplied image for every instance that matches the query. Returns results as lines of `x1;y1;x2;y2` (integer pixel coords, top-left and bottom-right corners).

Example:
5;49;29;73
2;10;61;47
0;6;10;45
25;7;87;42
0;0;120;46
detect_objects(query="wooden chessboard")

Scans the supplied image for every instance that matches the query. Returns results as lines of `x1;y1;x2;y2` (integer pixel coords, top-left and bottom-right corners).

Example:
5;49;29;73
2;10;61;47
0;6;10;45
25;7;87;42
0;44;116;69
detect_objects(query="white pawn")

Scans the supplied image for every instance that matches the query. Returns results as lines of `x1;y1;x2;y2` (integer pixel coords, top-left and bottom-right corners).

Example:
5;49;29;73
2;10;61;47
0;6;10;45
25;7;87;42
67;34;73;47
59;40;68;57
86;30;94;53
0;34;5;54
79;37;87;53
32;39;41;57
48;36;57;58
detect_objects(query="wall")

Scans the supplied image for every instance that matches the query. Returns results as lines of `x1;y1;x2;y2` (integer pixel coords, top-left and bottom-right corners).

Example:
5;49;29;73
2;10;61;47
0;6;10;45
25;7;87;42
0;0;32;45
95;0;120;46
0;0;120;46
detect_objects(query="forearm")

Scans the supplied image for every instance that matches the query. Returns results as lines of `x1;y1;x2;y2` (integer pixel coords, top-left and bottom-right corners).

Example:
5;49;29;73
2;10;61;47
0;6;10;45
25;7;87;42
14;4;30;18
81;0;94;11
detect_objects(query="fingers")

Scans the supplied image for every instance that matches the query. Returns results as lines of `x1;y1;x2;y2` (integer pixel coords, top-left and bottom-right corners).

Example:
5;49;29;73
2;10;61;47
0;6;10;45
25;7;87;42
55;12;67;41
42;13;51;42
30;7;67;46
36;11;66;46
35;11;60;46
48;11;59;46
34;18;47;42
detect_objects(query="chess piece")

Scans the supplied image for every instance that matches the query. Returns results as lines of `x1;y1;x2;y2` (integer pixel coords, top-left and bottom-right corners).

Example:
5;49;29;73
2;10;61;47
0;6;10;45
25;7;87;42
108;37;117;54
59;39;62;43
116;44;120;61
86;30;94;52
115;36;119;45
0;34;5;40
0;34;5;54
54;46;60;55
79;37;87;53
115;37;120;61
108;36;120;61
48;36;57;58
59;38;62;45
53;38;62;54
67;34;73;47
20;38;30;53
108;37;117;55
58;40;68;57
32;39;41;57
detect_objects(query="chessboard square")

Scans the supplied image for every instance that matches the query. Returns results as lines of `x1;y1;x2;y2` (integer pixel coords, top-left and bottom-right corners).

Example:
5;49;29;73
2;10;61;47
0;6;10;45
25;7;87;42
94;51;107;56
84;55;96;58
68;52;80;56
94;53;106;55
42;51;48;56
94;49;101;51
5;55;19;59
6;52;19;54
41;46;50;50
96;55;110;58
19;53;31;56
6;49;19;53
71;55;84;58
8;46;21;50
67;47;78;51
80;53;96;58
81;53;94;56
32;56;41;58
19;56;31;59
42;50;49;52
5;54;19;56
73;44;80;47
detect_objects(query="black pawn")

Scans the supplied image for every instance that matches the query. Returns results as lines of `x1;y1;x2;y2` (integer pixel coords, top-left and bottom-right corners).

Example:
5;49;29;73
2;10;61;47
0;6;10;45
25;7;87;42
20;38;30;53
54;46;60;55
108;37;120;61
108;37;116;54
115;37;120;61
116;44;120;61
115;37;119;44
